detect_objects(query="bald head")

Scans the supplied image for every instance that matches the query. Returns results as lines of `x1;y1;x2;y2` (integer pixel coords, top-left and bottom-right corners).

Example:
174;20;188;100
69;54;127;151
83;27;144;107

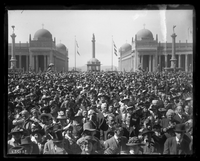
176;106;183;114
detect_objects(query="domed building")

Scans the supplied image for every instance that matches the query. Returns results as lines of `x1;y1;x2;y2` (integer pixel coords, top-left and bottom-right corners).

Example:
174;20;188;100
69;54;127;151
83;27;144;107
118;27;193;72
8;27;69;72
87;34;101;72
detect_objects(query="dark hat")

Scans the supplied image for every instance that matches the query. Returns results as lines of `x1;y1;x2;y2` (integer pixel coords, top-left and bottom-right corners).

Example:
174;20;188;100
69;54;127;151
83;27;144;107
158;108;167;112
39;113;53;120
152;124;162;130
20;136;32;145
126;137;145;146
40;106;51;114
78;135;97;145
174;124;186;133
141;128;154;136
31;126;45;136
9;127;24;135
121;96;130;103
52;130;63;142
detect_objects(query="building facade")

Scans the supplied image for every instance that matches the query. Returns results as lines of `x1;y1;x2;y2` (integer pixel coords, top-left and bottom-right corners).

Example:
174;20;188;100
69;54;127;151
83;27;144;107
118;28;193;72
8;28;69;72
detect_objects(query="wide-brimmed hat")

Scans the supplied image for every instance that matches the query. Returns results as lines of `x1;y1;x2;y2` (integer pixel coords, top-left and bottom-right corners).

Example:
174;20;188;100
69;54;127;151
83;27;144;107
141;128;154;136
174;124;186;133
185;97;192;101
31;125;45;136
121;96;130;103
126;137;145;146
39;113;53;120
57;111;67;120
9;127;24;135
78;135;97;145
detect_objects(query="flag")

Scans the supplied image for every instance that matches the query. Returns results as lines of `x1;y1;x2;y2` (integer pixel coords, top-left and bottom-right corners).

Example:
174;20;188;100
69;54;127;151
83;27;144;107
113;41;117;56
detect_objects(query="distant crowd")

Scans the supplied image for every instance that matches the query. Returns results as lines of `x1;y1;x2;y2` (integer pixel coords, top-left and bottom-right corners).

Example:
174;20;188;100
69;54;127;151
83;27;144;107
7;70;193;155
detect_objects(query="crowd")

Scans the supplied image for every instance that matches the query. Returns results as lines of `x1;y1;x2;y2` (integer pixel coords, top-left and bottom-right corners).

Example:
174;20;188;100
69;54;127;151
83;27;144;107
7;69;193;155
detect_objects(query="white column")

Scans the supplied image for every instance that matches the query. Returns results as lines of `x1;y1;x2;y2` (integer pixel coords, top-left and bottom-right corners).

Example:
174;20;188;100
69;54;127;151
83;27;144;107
178;55;181;68
44;55;46;71
141;55;143;70
50;51;53;63
29;51;34;71
165;54;168;68
185;54;188;72
26;55;28;72
36;55;38;72
152;55;155;71
149;55;152;72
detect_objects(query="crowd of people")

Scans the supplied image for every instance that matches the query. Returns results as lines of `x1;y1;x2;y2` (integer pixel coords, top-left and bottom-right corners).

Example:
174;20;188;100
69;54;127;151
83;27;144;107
7;69;193;155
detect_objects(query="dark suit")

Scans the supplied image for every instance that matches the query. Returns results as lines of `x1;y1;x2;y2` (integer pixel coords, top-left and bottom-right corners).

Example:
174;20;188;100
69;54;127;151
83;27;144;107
173;114;187;124
163;136;191;154
104;136;128;154
121;124;137;139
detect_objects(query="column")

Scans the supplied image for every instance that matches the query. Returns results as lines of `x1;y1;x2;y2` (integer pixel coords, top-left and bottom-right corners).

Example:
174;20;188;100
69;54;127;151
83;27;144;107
185;54;188;72
10;26;17;69
141;55;143;70
165;54;168;68
29;51;34;71
35;55;38;72
152;55;155;71
178;55;181;68
26;55;28;72
149;55;152;72
44;55;46;71
50;51;53;63
19;55;21;69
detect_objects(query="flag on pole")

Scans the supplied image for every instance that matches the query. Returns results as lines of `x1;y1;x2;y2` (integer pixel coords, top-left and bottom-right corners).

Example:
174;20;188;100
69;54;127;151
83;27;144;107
113;41;117;56
76;40;80;55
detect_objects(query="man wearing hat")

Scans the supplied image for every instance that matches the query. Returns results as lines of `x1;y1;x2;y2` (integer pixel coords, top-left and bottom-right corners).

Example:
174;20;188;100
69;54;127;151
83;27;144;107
104;125;128;154
173;106;187;124
31;123;46;154
163;123;191;154
8;127;24;151
77;122;103;154
43;129;69;154
126;136;145;154
78;135;99;154
63;125;81;154
141;128;160;154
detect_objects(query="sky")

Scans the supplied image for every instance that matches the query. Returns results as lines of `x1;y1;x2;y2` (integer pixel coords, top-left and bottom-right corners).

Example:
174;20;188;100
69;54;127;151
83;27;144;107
8;9;193;68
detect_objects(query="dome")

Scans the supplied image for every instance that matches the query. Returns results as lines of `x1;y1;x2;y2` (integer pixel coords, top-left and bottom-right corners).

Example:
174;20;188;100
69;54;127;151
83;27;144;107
136;28;153;40
33;29;52;40
56;43;67;51
119;43;132;53
87;58;100;64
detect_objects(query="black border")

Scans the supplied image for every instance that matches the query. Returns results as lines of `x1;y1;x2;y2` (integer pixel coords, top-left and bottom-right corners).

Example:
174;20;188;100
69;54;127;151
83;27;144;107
3;3;198;159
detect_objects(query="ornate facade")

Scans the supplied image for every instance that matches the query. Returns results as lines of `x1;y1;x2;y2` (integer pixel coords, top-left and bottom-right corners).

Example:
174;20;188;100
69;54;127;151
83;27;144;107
118;28;193;72
8;28;69;72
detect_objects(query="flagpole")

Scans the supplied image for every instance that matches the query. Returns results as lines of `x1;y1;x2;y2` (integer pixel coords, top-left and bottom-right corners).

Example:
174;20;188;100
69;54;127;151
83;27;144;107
75;36;76;72
112;35;113;72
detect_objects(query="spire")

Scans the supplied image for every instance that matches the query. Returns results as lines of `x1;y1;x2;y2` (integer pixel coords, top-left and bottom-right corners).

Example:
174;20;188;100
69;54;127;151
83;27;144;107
29;34;31;42
42;23;44;29
143;24;146;29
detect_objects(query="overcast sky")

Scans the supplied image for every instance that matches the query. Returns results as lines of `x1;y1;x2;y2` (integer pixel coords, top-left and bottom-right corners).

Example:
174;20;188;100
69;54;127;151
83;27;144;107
8;9;193;68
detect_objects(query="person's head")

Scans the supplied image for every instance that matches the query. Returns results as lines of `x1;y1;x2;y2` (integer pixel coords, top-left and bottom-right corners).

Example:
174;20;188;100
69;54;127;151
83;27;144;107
184;105;190;113
166;109;175;120
174;124;185;140
176;106;183;115
20;110;30;120
125;113;132;126
107;114;116;127
101;103;108;113
64;126;73;138
12;132;22;141
32;131;42;141
87;109;97;121
114;125;124;139
108;105;114;113
79;136;96;154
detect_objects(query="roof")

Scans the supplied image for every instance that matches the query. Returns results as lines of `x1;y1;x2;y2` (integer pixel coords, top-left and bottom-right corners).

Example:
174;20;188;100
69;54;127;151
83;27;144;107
33;29;52;40
136;28;153;40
